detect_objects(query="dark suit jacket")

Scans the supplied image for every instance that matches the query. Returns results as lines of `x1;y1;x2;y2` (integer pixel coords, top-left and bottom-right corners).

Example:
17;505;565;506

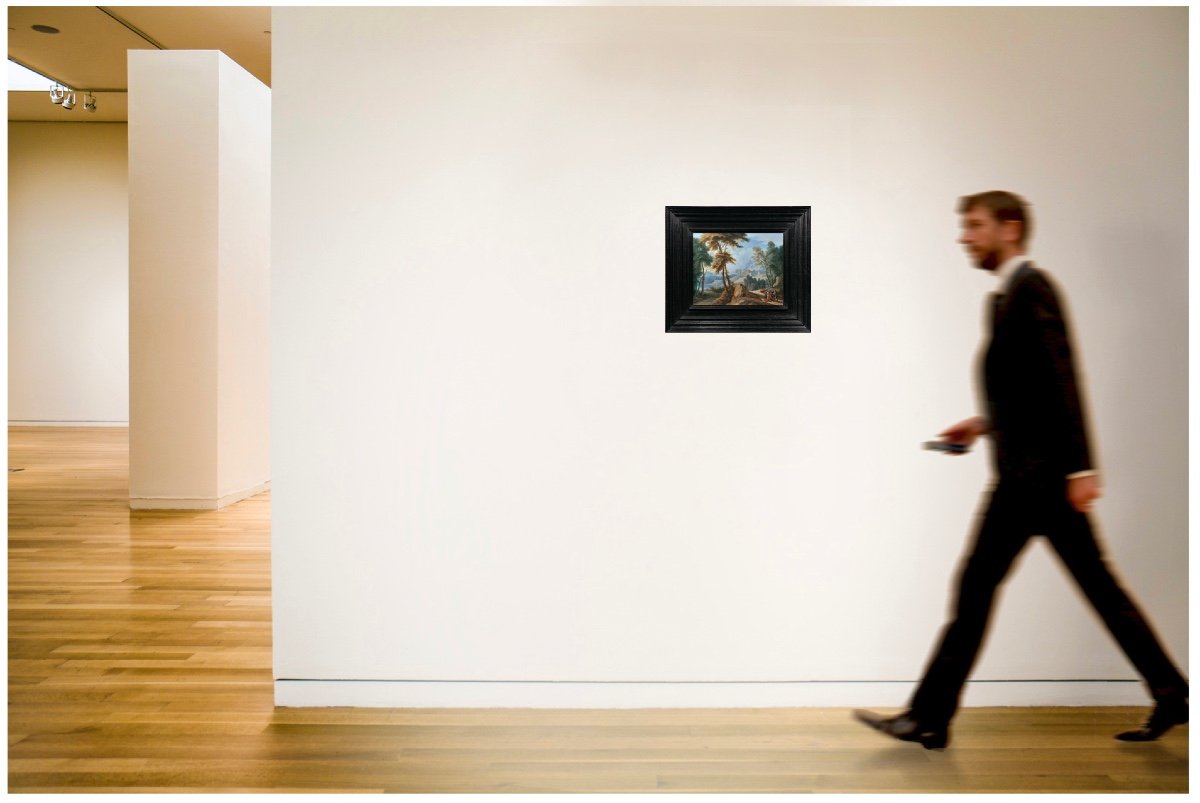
984;263;1094;486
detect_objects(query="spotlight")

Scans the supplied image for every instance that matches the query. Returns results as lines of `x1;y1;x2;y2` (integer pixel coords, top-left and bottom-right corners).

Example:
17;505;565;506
61;91;76;111
84;92;96;112
49;84;65;104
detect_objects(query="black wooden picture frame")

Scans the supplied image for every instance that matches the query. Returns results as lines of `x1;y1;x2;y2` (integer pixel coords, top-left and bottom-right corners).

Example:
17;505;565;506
665;206;811;333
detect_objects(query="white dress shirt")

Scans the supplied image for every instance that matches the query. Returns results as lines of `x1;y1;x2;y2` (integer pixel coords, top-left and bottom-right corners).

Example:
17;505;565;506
993;254;1027;294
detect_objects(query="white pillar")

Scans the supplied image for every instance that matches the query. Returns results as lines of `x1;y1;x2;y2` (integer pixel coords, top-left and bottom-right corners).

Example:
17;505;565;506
128;50;270;510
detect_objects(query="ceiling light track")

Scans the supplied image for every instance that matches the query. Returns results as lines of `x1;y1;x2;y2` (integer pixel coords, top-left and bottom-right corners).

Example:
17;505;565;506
95;6;166;50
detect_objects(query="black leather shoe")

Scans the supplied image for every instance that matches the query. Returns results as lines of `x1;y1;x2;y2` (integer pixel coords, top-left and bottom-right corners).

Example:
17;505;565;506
1116;698;1188;742
853;709;949;750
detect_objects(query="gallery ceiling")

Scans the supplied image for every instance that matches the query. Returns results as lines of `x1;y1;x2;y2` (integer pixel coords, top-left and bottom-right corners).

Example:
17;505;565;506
8;6;271;123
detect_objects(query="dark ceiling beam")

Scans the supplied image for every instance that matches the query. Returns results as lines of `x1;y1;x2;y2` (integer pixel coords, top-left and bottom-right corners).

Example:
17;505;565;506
95;7;166;50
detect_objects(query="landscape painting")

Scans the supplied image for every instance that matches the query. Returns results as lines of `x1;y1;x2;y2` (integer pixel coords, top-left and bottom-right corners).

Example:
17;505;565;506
692;232;785;307
666;206;809;333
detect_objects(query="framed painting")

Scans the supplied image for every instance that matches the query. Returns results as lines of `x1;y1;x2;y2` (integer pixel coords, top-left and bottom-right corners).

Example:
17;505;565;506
665;206;810;333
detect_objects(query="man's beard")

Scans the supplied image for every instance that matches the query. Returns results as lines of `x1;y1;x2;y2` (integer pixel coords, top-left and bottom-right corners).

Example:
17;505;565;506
975;248;1000;272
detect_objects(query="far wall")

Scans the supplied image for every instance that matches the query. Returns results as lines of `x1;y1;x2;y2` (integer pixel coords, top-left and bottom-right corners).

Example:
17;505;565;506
9;122;129;425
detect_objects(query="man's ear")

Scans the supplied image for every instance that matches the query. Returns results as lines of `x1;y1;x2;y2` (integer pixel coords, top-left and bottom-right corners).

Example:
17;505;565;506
1000;218;1023;245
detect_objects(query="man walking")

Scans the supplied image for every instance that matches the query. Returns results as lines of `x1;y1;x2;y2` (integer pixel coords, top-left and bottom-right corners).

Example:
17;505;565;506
854;191;1188;750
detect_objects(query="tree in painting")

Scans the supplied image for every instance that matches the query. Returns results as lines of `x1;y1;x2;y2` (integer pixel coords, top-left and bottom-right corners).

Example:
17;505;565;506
695;233;748;305
697;233;747;293
693;237;713;296
752;241;784;290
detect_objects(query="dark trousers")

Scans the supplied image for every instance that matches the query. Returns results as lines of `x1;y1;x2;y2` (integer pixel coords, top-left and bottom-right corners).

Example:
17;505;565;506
909;480;1187;725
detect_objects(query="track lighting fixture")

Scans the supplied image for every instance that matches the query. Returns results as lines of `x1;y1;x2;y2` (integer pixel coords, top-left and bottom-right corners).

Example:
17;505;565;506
46;84;98;113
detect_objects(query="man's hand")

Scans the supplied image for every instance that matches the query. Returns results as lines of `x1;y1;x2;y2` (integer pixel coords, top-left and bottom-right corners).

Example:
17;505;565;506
1068;474;1101;514
938;416;989;453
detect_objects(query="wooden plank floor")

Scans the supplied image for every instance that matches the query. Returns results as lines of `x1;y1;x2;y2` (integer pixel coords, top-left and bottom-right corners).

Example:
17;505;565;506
8;426;1188;793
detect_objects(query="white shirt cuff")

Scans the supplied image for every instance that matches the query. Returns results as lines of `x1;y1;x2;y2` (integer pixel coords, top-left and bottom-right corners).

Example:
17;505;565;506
1067;470;1097;481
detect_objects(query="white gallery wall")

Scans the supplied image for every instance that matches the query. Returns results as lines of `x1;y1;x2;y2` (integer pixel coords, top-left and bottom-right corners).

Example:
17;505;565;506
9;122;129;425
272;7;1187;707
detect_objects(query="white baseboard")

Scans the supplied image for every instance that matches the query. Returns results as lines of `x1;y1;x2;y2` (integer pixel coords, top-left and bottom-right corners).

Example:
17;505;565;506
130;480;270;510
10;420;128;427
274;680;1146;709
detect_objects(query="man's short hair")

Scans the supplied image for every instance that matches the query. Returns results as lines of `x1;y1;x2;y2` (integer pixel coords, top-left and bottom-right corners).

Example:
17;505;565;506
957;190;1032;246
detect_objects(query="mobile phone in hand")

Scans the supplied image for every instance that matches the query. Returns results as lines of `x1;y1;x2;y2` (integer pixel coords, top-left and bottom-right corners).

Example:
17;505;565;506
923;440;969;454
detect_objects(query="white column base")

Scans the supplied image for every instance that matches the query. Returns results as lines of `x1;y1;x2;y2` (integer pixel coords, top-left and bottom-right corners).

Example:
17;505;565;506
274;679;1146;709
130;480;270;510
